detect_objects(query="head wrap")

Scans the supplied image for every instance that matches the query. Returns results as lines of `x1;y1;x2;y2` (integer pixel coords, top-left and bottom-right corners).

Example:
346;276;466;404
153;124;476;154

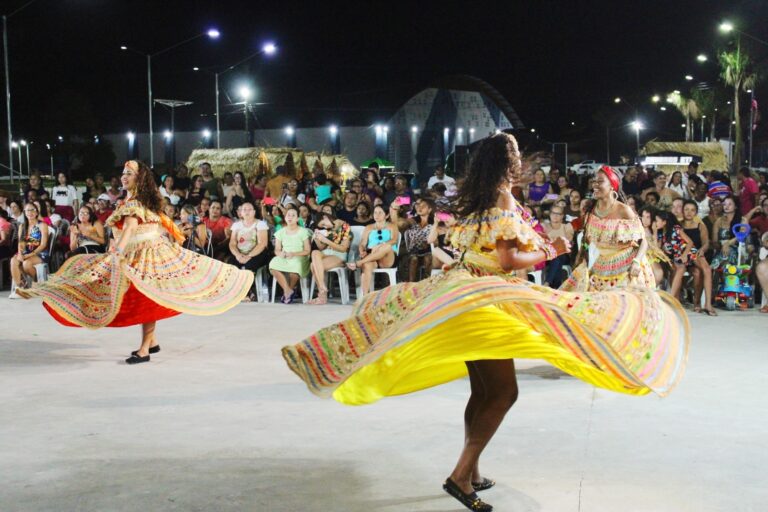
600;165;620;192
124;160;139;172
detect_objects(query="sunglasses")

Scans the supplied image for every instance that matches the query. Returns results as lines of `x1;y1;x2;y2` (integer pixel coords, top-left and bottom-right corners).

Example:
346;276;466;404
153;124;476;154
376;229;384;242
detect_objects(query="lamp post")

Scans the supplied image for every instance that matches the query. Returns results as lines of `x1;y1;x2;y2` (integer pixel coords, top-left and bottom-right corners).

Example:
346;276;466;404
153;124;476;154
20;139;28;176
46;143;53;174
210;42;277;148
154;99;192;166
631;121;643;155
239;86;253;147
121;28;219;167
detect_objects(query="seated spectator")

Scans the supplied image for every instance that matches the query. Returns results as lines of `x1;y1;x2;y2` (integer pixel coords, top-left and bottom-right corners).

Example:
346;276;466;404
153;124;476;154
427;165;456;192
543;205;574;288
556;176;571;199
692;181;710;217
159;175;177;203
306;174;336;213
757;233;768;313
92;173;107;196
681;200;716;315
352;202;374;226
163;203;177;221
228;201;270;301
248;173;267;203
745;196;768;237
50;172;79;222
383;175;415;208
198;197;211;219
80;177;96;205
66;205;106;258
427;211;459;269
569;197;593;233
736;166;759;216
225;171;253;217
564;189;581;221
401;198;437;282
9;199;24;223
174;163;191;191
23;174;47;203
666;171;687;199
203;200;233;260
711;196;748;272
430;182;451;210
526;169;555;207
347;204;399;296
278;178;304;208
644;190;660;208
361;169;383;203
9;203;49;298
298;204;315;230
269;208;311;304
221;172;235;200
707;172;732;200
336;190;359;224
348;179;365;202
179;205;208;254
654;210;697;301
0;209;13;260
106;176;122;204
186;175;208;207
307;211;351;305
95;194;114;224
265;166;291;200
199;162;224;201
639;205;667;285
671;197;684;223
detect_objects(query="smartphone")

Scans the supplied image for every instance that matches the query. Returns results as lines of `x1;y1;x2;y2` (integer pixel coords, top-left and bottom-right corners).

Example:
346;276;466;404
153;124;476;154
395;196;411;206
263;197;276;206
436;212;452;222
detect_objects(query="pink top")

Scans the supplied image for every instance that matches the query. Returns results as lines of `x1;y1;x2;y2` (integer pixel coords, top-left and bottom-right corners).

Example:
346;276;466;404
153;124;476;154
740;177;758;215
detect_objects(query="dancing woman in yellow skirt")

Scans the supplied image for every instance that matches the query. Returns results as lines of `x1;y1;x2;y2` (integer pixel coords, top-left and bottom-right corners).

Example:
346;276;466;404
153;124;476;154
282;135;690;512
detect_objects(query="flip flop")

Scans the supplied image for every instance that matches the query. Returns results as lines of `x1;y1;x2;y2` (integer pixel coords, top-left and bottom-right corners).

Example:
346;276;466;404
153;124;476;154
703;308;718;316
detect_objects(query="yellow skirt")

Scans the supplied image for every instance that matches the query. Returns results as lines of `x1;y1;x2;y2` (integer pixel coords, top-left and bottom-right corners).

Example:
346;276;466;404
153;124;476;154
282;270;690;406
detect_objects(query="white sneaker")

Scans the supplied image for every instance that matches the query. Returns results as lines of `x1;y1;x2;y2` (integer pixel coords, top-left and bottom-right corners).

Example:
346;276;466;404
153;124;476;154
8;291;21;299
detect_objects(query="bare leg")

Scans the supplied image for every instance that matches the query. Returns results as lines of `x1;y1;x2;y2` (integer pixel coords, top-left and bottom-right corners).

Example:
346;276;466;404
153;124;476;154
360;261;376;295
694;258;715;311
10;255;23;287
652;262;664;288
449;359;518;494
669;263;686;300
270;269;292;297
692;265;703;309
757;259;768;312
310;251;326;294
134;322;156;357
464;362;485;483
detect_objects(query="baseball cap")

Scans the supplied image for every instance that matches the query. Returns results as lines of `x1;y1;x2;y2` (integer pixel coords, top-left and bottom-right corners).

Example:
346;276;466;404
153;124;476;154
97;193;112;202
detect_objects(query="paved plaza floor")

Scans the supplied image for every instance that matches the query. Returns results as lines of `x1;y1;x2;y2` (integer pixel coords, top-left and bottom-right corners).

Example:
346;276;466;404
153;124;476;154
1;294;765;512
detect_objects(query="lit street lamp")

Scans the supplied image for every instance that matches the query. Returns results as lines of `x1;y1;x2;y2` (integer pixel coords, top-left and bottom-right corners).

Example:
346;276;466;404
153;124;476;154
631;121;644;155
20;139;29;176
697;54;708;62
121;28;220;167
212;42;278;148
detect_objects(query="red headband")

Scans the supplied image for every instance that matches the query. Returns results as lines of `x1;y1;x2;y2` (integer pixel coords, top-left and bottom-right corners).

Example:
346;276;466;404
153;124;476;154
600;166;620;192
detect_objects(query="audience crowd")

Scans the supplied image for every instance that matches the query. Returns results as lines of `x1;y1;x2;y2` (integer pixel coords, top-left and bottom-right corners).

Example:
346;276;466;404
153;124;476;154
2;159;768;312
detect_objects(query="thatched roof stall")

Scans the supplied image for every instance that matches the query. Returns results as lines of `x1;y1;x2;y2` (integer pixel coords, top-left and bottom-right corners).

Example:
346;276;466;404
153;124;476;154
186;148;358;180
640;142;728;174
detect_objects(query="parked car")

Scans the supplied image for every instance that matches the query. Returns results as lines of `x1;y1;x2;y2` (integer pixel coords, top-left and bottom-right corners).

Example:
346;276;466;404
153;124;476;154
569;160;605;175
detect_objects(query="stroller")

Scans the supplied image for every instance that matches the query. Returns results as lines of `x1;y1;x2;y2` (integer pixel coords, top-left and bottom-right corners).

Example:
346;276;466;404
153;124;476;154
714;223;754;310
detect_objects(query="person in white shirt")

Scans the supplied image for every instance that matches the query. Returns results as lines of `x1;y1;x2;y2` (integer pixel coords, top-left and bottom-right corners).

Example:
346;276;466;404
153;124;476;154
427;165;456;191
50;172;79;221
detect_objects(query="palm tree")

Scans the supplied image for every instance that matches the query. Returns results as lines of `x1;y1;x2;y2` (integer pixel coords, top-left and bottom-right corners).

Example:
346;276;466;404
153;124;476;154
691;87;715;141
667;91;701;141
719;47;752;169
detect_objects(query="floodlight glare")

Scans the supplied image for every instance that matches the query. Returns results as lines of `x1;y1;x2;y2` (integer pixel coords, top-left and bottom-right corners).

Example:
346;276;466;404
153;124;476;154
614;97;621;104
329;125;338;135
163;130;172;140
719;22;734;33
11;142;18;148
411;125;418;133
239;86;253;101
685;75;693;81
20;140;26;146
126;132;135;142
697;54;708;62
285;126;295;136
263;42;277;55
207;29;221;39
652;95;661;103
120;45;127;50
631;121;644;131
202;129;212;138
193;67;200;71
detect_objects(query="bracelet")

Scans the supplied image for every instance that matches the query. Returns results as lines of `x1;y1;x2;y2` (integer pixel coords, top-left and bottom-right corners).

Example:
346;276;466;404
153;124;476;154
541;242;558;261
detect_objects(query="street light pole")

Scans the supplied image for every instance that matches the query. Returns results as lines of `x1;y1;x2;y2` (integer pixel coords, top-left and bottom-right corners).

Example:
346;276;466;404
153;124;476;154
3;15;11;182
147;55;153;168
215;73;221;148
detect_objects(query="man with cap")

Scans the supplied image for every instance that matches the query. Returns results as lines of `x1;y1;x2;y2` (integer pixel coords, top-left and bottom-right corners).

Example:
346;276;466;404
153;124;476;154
95;194;114;224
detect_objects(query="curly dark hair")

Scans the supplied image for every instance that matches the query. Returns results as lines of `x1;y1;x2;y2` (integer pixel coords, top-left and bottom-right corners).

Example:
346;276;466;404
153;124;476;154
454;133;521;218
129;160;163;214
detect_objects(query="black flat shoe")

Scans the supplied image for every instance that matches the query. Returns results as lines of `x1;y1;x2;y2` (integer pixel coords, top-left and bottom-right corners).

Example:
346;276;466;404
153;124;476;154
443;478;493;511
472;477;496;492
131;345;160;356
125;354;150;365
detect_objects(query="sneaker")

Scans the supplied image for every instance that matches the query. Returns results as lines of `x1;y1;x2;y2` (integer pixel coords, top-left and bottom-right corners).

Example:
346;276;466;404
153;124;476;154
8;291;21;299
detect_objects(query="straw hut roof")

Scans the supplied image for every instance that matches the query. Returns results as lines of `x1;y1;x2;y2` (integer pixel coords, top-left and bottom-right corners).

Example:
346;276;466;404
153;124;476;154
641;142;728;174
186;148;358;179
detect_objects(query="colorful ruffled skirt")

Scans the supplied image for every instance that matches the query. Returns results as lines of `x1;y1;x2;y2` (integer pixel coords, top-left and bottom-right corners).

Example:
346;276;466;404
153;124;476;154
560;245;656;292
20;233;253;328
282;269;690;405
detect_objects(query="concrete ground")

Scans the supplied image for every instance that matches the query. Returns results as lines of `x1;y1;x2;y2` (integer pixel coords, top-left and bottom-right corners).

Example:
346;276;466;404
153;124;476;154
0;293;766;512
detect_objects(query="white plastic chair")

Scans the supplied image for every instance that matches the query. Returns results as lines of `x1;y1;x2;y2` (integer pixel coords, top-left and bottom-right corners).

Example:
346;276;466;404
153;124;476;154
271;274;310;304
528;269;542;285
35;226;57;282
205;228;214;257
308;226;364;305
368;232;402;293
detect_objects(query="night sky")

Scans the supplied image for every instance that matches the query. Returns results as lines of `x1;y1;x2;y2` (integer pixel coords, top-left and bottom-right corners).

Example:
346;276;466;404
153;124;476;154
3;0;767;158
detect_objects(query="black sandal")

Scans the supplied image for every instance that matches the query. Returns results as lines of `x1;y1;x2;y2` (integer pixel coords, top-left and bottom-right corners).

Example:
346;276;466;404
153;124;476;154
443;478;493;511
131;345;160;357
125;354;150;365
472;477;496;492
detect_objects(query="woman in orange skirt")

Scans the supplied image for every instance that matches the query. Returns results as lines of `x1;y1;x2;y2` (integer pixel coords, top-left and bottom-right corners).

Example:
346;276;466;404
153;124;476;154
20;161;253;364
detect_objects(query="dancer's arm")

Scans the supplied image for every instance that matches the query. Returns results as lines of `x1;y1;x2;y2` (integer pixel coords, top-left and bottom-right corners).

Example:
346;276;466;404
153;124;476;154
113;217;138;255
497;237;569;273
